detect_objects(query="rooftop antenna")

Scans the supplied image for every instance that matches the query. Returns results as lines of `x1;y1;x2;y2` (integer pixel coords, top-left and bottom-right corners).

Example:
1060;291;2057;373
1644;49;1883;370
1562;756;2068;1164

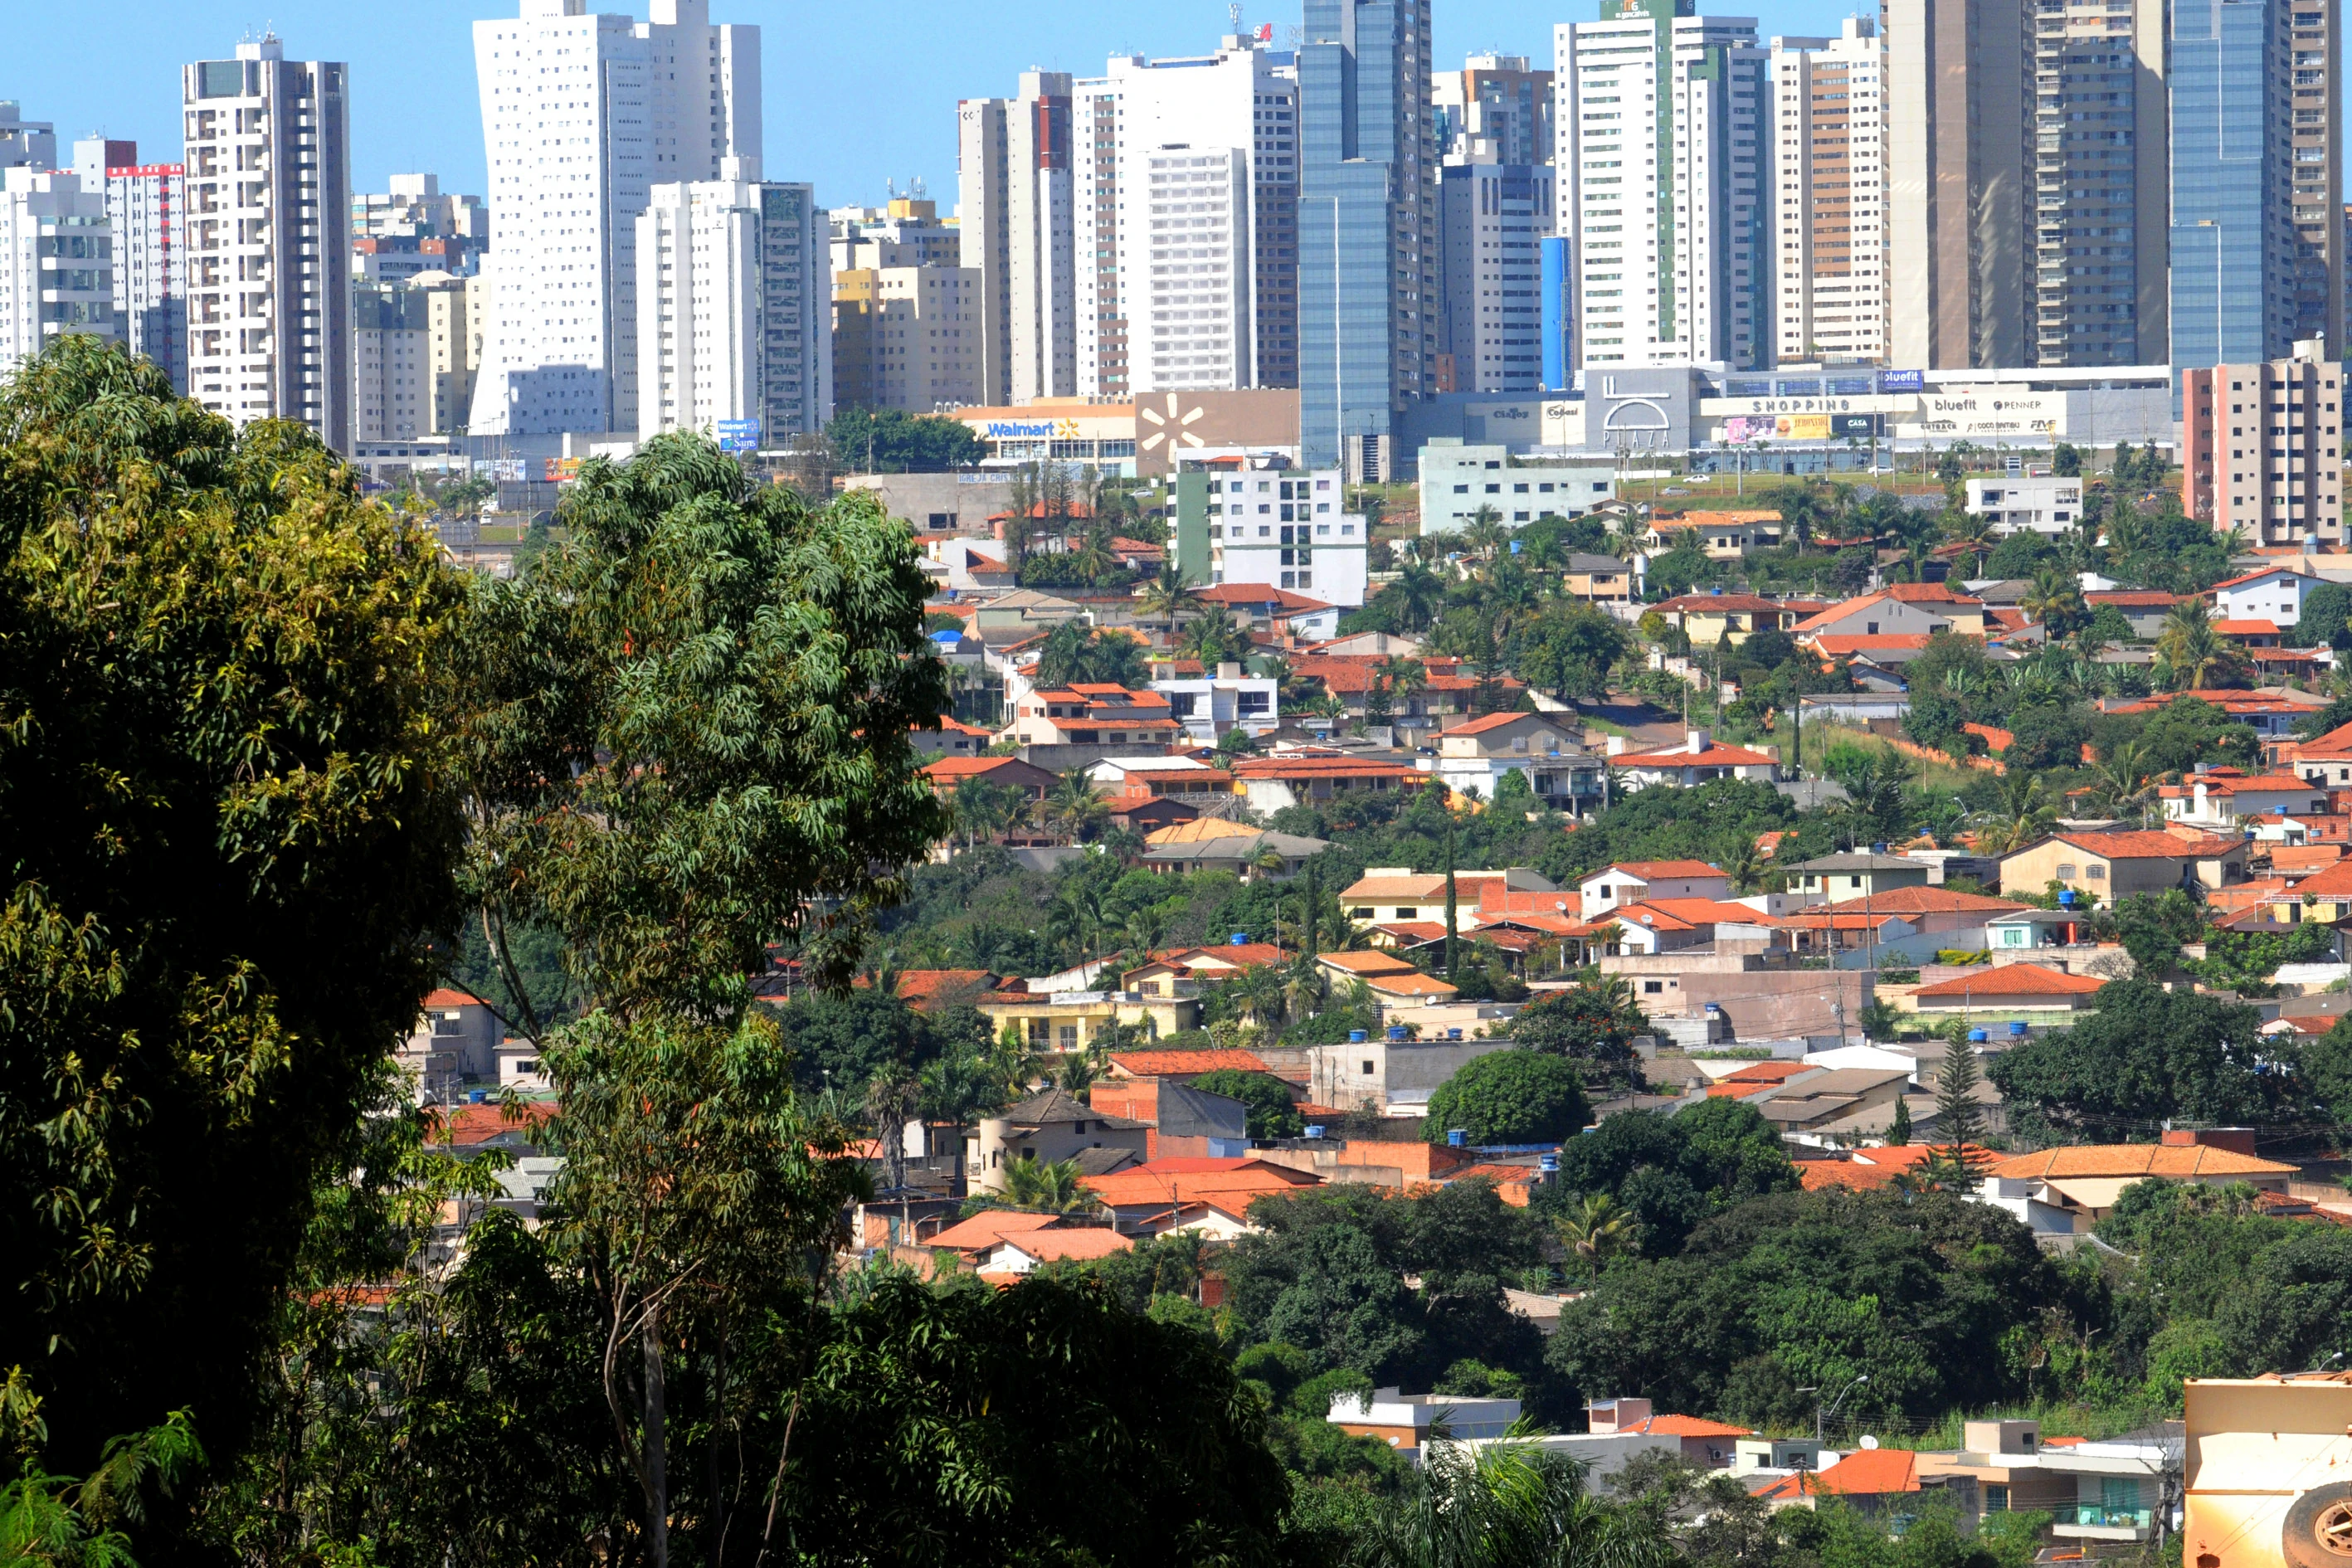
1230;2;1244;32
910;175;928;200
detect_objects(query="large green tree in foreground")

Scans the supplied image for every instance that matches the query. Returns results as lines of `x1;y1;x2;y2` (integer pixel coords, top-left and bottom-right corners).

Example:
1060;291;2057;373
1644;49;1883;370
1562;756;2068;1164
0;338;466;1473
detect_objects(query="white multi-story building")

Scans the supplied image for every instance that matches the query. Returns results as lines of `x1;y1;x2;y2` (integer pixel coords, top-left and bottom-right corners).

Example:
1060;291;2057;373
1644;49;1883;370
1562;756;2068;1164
0;168;117;376
1439;153;1556;394
181;36;354;449
1556;4;1771;371
1418;441;1617;531
72;138;186;392
1205;466;1369;606
353;280;432;442
353;174;489;245
833;262;980;412
1124;147;1253;394
1770;19;1886;365
0;102;56;173
635;176;828;442
827;196;960;272
470;0;761;436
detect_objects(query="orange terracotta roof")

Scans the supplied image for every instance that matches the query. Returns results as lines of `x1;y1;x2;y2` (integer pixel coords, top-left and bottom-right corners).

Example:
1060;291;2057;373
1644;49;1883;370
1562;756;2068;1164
2215;619;2284;636
1449;710;1561;735
2213;566;2320;591
1108;1049;1273;1078
1627;1414;1755;1439
1319;950;1420;976
1147;943;1290;970
1988;1144;2296;1180
2046;829;2245;860
1814;1449;1921;1495
1911;965;2105;998
421;987;489;1010
928;1210;1067;1253
1613;742;1780;767
423;1101;558;1147
1653;592;1791;614
995;1229;1136;1264
1725;1060;1819;1083
1810;887;2029;916
1809;633;1936;656
1603;860;1728;880
1366;971;1463;997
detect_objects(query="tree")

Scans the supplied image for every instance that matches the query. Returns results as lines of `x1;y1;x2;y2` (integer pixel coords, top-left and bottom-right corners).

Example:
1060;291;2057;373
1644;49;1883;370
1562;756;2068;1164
1344;1438;1677;1568
1188;1070;1307;1140
1424;1053;1591;1146
1042;770;1112;845
1000;1156;1090;1211
1508;981;1651;1085
1987;980;2300;1135
0;339;467;1472
1544;1098;1797;1255
1926;1040;1989;1182
2156;597;2239;691
1518;603;1634;705
2294;582;2352;649
1035;623;1150;690
823;407;988;473
2053;441;2084;478
1888;1096;1912;1146
1556;1194;1639;1285
1136;557;1202;642
2111;889;2206;977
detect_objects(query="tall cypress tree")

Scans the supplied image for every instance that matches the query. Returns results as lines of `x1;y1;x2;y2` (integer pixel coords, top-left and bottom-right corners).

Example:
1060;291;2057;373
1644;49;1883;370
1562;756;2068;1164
1444;814;1460;981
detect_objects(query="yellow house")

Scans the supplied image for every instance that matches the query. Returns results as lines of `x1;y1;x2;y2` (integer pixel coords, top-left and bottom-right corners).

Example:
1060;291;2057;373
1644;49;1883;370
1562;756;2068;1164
976;988;1197;1052
1651;592;1808;647
1996;829;2247;900
1562;553;1637;603
1646;510;1781;558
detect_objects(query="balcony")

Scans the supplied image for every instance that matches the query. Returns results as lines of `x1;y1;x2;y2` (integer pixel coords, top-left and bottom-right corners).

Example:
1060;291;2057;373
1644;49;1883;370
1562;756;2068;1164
2056;1506;2154;1542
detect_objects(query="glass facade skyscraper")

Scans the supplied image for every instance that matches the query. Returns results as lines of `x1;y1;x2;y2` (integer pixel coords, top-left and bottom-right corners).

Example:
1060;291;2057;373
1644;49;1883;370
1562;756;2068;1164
1298;0;1434;478
2170;0;2297;371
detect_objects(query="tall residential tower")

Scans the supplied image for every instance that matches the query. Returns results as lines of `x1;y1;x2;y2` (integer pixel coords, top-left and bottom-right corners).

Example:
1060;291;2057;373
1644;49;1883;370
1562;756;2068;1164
1770;20;1887;364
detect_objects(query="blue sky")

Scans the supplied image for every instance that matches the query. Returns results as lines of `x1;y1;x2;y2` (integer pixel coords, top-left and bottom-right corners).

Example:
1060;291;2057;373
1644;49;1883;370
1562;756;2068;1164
7;0;1897;207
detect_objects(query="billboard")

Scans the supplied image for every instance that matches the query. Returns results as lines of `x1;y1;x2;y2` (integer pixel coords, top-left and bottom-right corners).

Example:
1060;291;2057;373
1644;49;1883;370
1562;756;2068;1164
1830;414;1882;437
1722;416;1766;444
1776;415;1832;440
485;458;526;482
543;457;582;483
716;418;762;453
1879;369;1924;392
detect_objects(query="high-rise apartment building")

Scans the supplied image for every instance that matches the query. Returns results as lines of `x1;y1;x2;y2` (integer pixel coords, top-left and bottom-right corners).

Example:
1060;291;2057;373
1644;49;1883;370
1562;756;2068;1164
1884;0;2028;368
634;178;828;442
1086;37;1300;398
181;36;353;449
2028;0;2169;366
470;0;761;436
1439;154;1557;393
832;264;979;412
0;103;56;172
1126;147;1255;392
1435;55;1555;167
72;137;186;392
1556;0;1772;373
1299;0;1436;479
2180;342;2344;544
2170;0;2296;368
2286;0;2340;352
1770;20;1887;364
352;270;481;441
0;168;117;376
957;73;1075;405
829;197;961;271
353;173;490;280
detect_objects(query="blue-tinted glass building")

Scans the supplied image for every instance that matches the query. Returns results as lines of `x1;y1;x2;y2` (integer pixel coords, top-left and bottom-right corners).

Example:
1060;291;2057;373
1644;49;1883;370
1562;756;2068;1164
1298;0;1434;477
2170;0;2297;372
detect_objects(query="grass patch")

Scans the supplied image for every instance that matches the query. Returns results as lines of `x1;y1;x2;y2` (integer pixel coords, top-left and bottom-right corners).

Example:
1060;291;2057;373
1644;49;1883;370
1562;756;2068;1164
1795;720;1984;796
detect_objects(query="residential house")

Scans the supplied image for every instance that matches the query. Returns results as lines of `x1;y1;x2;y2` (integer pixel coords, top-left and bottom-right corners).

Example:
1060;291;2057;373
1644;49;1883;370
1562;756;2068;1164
1764;908;1920;957
1651;592;1809;648
1754;1449;1921;1513
1010;684;1182;751
1606;729;1780;792
1118;946;1291;1001
1908;963;2106;1014
2276;717;2352;783
1342;867;1557;925
976;985;1198;1054
965;1088;1153;1195
2212;566;2325;628
1137;820;1331;879
2085;591;2180;639
1284;655;1517;740
1735;1067;1913;1137
2214;618;2286;649
923;537;1015;595
1965;475;2084;534
1980;1132;2295;1233
1083;1079;1252;1160
1805;886;2031;937
1192;582;1345;644
2106;688;2330;741
1792;586;1984;643
1301;1002;1499;1109
1578;860;1735;920
1147;660;1278;743
1600;898;1779;956
2156;765;2330;828
1089;756;1236;809
980;1228;1137;1273
1997;827;2249;898
1328;1389;1524;1455
2269;855;2352;923
923;1209;1070;1263
1081;1156;1324;1235
866;969;1003;1014
1582;1399;1754;1469
972;589;1091;639
921;754;1059;804
399;988;502;1101
1645;509;1782;557
1230;752;1429;815
1561;554;1638;604
1106;1046;1276;1077
1782;852;1935;902
1421;712;1605;811
908;716;998;758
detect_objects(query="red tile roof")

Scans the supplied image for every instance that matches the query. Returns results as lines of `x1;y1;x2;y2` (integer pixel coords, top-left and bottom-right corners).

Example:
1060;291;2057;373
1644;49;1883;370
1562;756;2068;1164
421;987;489;1010
1193;583;1339;614
425;1101;558;1147
1627;1414;1756;1439
1108;1049;1273;1078
1809;887;2028;916
2212;565;2320;591
2215;619;2284;636
1989;1144;2296;1179
995;1230;1137;1264
928;1210;1066;1253
1809;633;1936;657
1600;859;1729;881
1911;965;2106;998
1449;710;1560;735
1614;742;1780;768
1653;592;1791;615
2046;829;2245;860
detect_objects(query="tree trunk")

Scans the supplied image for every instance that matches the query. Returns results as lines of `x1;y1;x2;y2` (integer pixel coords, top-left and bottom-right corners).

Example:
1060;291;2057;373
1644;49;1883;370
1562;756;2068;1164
644;1308;670;1568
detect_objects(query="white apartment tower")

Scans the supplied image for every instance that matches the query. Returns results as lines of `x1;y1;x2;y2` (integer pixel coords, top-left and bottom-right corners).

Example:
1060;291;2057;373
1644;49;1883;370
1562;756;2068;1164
1125;148;1254;393
634;177;828;442
1770;20;1887;364
1439;154;1558;394
181;37;354;450
470;0;761;436
1556;0;1771;371
959;73;1077;404
0;168;118;377
73;138;187;392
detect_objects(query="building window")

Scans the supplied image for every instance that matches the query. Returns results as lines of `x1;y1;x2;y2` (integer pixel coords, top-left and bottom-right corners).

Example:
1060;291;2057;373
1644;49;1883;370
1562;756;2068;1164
1360;1059;1375;1075
2056;863;2077;879
2087;864;2106;880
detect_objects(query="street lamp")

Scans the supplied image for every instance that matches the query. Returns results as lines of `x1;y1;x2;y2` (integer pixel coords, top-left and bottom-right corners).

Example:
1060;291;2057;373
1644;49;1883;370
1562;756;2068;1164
1796;1374;1870;1444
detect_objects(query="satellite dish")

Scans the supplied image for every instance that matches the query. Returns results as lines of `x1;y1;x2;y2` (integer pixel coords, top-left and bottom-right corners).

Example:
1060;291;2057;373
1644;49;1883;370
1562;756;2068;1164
1859;1435;1879;1450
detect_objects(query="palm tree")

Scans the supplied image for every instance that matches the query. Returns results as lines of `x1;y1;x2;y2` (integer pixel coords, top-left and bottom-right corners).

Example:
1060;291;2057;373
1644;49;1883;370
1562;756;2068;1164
1462;506;1509;570
1376;655;1429;723
1976;772;2055;856
2022;568;2087;638
1347;1437;1676;1568
1124;906;1167;960
1555;1193;1639;1286
1137;557;1202;645
952;777;1029;850
2091;739;2154;821
1943;510;1997;577
1065;523;1118;583
2158;597;2234;691
1234;962;1290;1030
1284;953;1331;1020
1042;770;1110;845
1394;561;1446;632
1001;1155;1089;1212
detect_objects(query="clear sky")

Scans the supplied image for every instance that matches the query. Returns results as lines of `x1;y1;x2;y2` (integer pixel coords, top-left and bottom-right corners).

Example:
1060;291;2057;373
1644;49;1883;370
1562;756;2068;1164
10;0;1908;207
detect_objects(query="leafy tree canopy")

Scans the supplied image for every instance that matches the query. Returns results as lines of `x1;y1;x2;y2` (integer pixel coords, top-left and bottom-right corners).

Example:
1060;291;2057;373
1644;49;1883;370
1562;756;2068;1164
1986;979;2296;1136
1424;1052;1592;1146
823;407;987;473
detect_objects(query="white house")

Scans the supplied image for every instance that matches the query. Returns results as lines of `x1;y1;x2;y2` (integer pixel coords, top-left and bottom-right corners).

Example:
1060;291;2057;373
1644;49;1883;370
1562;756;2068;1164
1965;475;2084;536
2156;767;2330;827
1417;711;1605;811
1149;661;1279;743
2213;567;2325;629
1577;859;1735;921
1605;729;1780;793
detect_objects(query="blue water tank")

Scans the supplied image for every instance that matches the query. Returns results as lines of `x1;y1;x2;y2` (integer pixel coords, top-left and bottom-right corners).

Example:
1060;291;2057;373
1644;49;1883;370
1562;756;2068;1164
1304;1125;1326;1139
1230;933;1249;946
2009;1020;2029;1037
1449;1027;1463;1040
468;1089;488;1104
1388;1025;1408;1041
1539;1152;1561;1173
1447;1128;1468;1147
1968;1029;1989;1043
2058;889;2077;908
1348;1030;1367;1043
